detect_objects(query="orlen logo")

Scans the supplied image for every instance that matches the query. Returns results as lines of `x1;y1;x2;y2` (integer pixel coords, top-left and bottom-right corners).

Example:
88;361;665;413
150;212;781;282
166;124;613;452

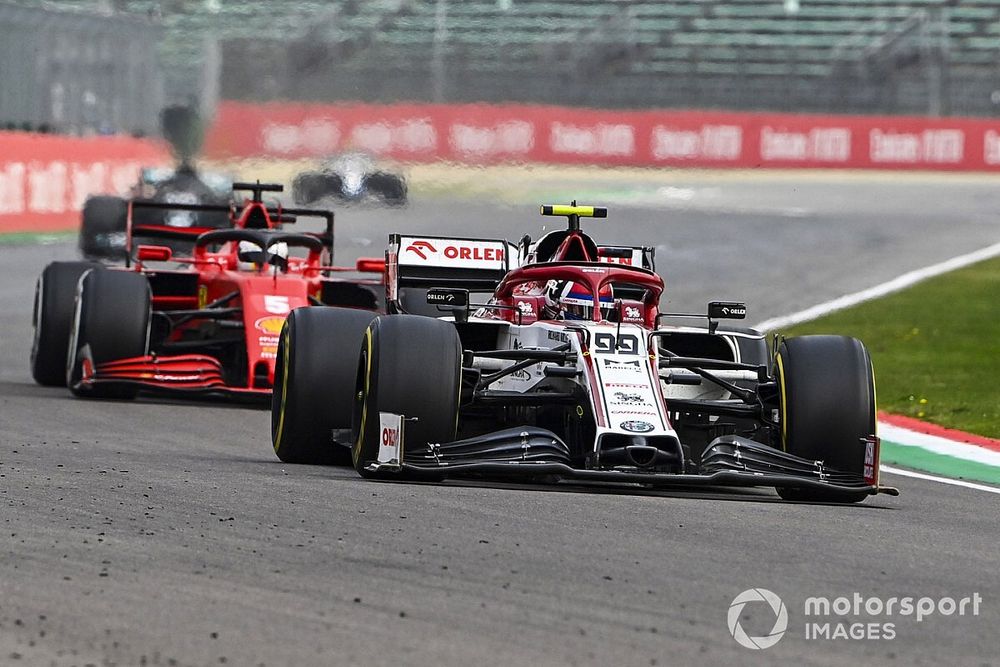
382;427;398;447
447;245;504;261
405;241;505;262
405;240;437;260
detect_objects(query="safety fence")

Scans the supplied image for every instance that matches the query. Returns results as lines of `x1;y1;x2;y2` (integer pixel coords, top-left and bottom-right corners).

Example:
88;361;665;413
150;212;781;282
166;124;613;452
206;100;1000;172
0;132;168;233
0;2;163;137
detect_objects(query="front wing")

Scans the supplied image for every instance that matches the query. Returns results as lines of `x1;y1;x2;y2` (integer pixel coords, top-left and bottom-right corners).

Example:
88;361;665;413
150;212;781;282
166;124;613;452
80;354;270;401
369;427;899;498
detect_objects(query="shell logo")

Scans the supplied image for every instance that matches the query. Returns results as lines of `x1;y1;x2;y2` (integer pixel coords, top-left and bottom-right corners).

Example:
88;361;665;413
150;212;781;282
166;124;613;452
255;316;286;335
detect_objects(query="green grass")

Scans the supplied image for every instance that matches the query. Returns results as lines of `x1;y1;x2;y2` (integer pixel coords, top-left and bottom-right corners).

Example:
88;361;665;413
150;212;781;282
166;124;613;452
777;256;1000;439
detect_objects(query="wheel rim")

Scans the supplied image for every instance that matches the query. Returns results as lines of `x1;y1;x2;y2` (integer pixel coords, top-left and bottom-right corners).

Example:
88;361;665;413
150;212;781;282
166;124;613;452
30;276;43;369
351;329;373;467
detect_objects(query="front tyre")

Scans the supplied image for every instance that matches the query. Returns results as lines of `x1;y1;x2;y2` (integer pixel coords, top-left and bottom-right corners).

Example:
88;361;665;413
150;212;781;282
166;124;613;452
352;316;461;478
31;262;100;386
774;335;876;503
67;270;151;399
366;172;407;206
292;172;342;205
271;307;378;465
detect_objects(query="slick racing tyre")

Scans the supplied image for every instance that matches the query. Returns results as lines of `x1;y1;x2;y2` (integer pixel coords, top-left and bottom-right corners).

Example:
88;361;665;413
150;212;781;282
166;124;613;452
79;196;128;260
272;307;378;465
292;172;341;205
67;269;151;399
352;315;461;478
31;261;100;386
774;335;876;503
366;172;407;206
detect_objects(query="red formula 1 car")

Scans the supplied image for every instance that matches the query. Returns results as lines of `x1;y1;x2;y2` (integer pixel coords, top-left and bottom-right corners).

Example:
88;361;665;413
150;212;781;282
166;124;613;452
31;182;383;402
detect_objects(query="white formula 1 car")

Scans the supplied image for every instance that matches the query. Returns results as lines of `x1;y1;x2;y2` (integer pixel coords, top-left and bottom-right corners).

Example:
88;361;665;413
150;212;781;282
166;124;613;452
271;204;897;503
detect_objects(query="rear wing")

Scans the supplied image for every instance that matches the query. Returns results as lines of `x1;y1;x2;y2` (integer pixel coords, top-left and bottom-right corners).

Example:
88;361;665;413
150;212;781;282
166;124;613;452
386;234;519;313
127;201;336;263
127;181;337;264
596;245;656;271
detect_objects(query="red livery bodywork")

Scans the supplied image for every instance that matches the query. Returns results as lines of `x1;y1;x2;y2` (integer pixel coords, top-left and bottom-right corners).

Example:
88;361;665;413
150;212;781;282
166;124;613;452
75;182;383;399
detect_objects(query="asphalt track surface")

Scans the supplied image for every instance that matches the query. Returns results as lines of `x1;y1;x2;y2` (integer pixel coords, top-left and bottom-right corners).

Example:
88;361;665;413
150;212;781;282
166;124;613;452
2;173;1000;666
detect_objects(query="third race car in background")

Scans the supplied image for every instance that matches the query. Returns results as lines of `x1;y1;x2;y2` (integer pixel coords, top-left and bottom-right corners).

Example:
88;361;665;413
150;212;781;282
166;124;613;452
80;105;238;260
79;162;234;261
271;204;898;502
292;152;407;207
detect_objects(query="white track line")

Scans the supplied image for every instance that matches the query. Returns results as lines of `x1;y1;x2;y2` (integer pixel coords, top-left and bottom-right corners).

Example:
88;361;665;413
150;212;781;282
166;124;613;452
752;242;1000;495
755;241;1000;331
881;465;1000;495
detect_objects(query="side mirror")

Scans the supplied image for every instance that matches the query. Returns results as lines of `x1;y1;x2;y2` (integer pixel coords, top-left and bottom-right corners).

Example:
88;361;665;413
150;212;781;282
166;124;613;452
708;301;747;323
427;288;470;322
136;244;172;262
426;288;469;308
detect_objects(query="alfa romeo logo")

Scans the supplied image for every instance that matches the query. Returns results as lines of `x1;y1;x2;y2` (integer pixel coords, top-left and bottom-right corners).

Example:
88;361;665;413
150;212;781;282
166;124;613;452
727;588;788;650
619;420;654;433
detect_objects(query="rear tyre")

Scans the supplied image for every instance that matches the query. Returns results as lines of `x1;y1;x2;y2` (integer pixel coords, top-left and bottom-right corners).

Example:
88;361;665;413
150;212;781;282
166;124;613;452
352;316;461;478
271;307;378;465
31;261;99;386
79;196;127;260
67;270;151;399
774;335;876;503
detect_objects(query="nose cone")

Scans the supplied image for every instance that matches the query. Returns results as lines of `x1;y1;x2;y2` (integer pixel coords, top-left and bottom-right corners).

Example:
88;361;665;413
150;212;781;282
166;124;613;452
624;445;660;468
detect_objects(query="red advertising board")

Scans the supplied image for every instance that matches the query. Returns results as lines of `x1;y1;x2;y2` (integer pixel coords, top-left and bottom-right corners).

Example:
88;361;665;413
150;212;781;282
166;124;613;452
205;100;1000;171
7;103;994;234
0;132;168;233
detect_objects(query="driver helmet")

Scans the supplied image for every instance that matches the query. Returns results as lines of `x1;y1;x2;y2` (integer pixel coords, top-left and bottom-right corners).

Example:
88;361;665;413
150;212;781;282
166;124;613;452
237;240;288;271
543;280;614;320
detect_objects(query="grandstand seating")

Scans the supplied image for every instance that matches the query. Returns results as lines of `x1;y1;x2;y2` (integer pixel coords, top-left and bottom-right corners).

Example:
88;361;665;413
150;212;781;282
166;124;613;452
14;0;1000;115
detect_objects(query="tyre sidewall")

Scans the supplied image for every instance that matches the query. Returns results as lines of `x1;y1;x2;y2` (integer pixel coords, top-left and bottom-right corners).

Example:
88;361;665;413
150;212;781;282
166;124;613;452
272;307;378;464
776;335;875;503
31;262;98;386
67;270;151;398
352;316;461;475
